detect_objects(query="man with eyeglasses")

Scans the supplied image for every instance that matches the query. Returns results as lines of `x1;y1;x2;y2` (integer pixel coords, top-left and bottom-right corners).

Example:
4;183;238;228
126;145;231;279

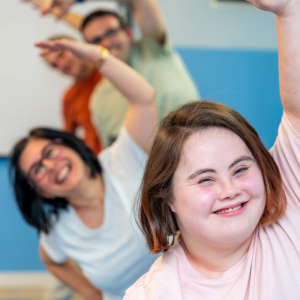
36;0;199;148
42;35;103;155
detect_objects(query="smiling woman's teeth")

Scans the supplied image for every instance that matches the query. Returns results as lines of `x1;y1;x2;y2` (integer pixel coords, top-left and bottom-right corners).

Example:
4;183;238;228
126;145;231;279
58;166;70;183
215;204;242;214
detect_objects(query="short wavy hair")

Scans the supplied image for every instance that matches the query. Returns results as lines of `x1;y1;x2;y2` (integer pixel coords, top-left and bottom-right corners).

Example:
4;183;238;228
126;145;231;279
10;128;102;234
137;100;287;254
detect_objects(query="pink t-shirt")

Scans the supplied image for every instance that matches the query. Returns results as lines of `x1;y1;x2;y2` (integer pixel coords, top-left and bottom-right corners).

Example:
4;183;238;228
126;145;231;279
124;113;300;300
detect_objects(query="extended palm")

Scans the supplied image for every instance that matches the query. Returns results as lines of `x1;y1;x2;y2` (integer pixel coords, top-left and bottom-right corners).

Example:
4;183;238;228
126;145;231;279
36;39;101;64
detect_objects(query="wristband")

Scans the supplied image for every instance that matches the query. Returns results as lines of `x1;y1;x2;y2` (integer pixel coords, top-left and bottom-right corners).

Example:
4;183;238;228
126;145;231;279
93;46;110;70
77;0;84;2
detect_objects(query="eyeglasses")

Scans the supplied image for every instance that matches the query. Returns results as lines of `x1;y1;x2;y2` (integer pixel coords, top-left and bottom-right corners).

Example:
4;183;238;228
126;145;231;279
26;139;62;187
89;27;122;45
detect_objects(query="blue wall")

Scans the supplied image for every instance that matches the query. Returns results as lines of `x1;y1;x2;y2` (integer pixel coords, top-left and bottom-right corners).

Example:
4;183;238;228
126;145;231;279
0;47;282;271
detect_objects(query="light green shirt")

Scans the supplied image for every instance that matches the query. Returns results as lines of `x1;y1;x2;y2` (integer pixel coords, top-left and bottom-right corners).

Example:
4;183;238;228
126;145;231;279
90;35;199;147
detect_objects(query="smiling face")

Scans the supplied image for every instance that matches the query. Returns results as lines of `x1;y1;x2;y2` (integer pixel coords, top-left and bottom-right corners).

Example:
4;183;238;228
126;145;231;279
170;127;266;250
82;15;132;61
19;138;89;198
44;50;86;79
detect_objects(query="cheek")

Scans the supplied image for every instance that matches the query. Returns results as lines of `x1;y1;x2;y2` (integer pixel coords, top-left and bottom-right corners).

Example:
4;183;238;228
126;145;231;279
173;185;217;226
239;169;265;200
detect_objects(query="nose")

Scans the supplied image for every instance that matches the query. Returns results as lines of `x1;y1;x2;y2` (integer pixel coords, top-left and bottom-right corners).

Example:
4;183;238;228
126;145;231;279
99;36;112;48
218;179;239;201
42;158;57;170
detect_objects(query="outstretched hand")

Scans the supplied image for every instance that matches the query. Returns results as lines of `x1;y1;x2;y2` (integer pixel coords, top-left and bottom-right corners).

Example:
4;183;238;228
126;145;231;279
22;0;43;9
40;0;76;19
35;39;102;64
246;0;296;16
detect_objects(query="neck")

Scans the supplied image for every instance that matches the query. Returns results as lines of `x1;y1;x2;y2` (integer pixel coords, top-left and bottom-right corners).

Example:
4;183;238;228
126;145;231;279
180;233;253;278
67;173;104;209
76;64;94;81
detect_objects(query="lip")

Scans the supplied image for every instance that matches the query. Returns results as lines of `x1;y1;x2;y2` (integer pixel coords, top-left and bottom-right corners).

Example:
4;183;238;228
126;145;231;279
213;201;248;217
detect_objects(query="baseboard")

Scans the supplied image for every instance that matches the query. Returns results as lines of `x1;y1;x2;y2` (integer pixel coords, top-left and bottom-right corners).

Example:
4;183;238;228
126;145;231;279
0;271;56;287
0;272;58;300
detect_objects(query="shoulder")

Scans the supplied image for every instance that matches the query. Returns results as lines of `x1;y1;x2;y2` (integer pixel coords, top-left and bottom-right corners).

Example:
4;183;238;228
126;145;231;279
99;126;147;173
131;34;175;58
125;246;183;300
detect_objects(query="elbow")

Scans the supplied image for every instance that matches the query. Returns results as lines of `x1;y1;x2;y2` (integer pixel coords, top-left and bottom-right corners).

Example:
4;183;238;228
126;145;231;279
147;86;156;106
39;245;55;266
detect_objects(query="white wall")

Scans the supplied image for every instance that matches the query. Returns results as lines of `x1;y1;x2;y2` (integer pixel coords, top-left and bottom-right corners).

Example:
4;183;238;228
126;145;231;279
159;0;277;50
0;0;119;155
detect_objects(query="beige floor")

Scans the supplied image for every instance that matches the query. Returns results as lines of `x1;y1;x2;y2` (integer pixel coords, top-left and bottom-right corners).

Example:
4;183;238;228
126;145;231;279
0;272;83;300
0;287;83;300
0;287;45;300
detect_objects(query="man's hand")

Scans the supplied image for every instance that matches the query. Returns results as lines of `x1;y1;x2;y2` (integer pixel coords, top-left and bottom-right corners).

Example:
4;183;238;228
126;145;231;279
40;0;76;19
36;39;102;64
246;0;296;16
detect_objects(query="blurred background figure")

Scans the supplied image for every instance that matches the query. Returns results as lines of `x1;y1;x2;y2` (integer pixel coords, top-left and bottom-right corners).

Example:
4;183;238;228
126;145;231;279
11;38;158;300
44;36;102;155
26;0;199;147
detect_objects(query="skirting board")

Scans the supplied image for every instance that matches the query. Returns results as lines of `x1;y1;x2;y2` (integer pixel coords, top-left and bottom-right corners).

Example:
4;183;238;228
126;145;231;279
0;272;58;300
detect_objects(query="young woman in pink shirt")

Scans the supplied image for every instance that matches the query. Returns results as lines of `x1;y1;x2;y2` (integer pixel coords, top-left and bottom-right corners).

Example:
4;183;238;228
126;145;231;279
125;0;300;299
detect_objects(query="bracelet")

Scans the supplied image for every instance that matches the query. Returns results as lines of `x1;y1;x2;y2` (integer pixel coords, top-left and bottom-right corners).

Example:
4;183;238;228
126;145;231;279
77;0;84;2
93;46;110;70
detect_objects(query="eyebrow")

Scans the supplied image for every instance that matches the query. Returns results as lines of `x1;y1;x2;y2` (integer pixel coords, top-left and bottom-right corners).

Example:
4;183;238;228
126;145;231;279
188;168;216;180
229;155;253;169
187;155;254;181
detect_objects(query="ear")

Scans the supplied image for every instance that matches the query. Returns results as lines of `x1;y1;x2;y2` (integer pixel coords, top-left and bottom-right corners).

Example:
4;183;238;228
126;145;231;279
125;27;134;41
167;199;176;213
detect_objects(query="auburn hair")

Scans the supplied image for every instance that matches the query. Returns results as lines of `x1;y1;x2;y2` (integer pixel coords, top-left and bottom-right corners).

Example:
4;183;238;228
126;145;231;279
137;101;287;254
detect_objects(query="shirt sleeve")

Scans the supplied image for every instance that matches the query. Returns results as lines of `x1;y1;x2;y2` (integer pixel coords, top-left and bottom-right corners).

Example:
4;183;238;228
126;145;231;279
139;34;174;57
39;230;68;264
269;113;300;213
101;126;148;179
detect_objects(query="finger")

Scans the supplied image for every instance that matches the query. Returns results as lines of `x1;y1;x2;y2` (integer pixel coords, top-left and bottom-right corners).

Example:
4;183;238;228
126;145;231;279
35;41;59;51
54;39;76;50
39;48;54;56
41;0;53;15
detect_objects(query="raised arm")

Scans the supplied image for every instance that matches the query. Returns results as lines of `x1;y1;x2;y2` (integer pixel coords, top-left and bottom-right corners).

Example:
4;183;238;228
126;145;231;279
124;0;166;43
36;39;157;153
39;0;166;43
247;0;300;133
23;0;83;30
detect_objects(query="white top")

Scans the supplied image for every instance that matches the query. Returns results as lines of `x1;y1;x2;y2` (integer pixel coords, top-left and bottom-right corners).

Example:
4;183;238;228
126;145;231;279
125;113;300;300
40;127;159;300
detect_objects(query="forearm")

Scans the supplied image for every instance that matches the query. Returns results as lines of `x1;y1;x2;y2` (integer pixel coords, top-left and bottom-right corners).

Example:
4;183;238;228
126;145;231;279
45;259;102;299
100;54;155;107
277;7;300;123
130;0;165;43
55;9;83;30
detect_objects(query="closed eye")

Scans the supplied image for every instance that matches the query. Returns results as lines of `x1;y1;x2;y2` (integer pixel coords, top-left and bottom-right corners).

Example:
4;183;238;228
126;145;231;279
198;177;213;184
234;167;249;175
